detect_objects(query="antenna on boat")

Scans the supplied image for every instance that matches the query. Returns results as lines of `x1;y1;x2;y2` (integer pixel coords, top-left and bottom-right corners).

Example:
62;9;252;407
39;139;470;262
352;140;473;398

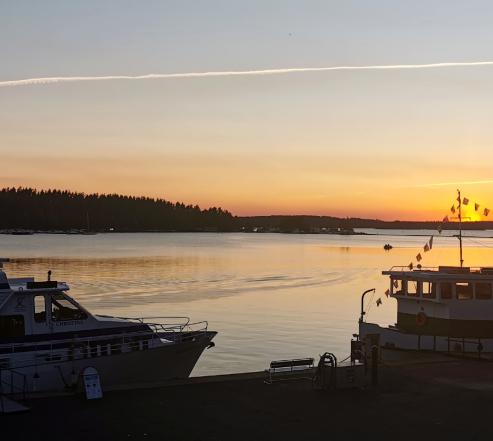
457;188;464;267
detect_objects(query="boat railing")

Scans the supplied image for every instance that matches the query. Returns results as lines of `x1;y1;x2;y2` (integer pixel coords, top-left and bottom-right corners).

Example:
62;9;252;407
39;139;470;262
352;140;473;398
0;367;28;409
113;316;209;337
387;265;487;272
388;265;438;272
0;318;210;369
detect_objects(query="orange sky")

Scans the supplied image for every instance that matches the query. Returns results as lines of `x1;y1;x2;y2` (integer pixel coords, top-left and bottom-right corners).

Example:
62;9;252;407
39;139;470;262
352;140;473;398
2;2;493;220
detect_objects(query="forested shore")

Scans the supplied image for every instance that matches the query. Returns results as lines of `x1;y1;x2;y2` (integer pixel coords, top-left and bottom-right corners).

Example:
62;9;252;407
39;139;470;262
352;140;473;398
1;187;492;233
0;188;235;232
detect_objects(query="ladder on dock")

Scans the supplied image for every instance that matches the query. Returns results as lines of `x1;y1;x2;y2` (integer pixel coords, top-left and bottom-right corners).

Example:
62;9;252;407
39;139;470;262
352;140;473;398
0;368;29;414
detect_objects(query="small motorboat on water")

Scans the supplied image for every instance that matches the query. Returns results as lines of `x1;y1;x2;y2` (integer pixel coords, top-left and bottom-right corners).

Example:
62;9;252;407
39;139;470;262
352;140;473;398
0;259;216;396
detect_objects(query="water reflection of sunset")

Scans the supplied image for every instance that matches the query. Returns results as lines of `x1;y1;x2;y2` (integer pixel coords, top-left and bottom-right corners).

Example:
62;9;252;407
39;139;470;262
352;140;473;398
3;232;493;374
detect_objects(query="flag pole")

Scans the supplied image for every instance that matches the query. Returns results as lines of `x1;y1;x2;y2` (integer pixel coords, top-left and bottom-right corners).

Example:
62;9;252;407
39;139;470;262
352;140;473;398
457;188;463;267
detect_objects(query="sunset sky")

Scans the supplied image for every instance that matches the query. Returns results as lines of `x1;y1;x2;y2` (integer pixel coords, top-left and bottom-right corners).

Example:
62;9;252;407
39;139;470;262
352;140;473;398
2;1;493;220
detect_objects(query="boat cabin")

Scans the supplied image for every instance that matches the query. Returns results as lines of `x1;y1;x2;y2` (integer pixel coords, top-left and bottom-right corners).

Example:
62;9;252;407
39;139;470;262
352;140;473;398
384;266;493;337
0;269;147;342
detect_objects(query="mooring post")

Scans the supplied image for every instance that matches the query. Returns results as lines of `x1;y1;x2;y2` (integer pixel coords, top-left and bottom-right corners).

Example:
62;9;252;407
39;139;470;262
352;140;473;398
371;345;378;387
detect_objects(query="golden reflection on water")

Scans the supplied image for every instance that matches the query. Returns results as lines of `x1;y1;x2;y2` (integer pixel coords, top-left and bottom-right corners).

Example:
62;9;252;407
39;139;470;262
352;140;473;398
2;232;493;375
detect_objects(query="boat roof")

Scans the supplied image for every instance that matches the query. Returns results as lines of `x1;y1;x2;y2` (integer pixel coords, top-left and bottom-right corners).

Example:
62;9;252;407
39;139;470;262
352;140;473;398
0;270;69;294
383;266;493;281
7;278;69;293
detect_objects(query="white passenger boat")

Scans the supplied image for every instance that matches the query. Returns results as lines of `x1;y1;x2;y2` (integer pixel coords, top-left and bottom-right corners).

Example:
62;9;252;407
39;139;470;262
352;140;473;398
359;192;493;356
0;260;216;396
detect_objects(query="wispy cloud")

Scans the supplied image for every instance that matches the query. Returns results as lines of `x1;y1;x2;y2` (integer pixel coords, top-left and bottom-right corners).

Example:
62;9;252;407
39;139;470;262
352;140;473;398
2;60;493;88
407;179;493;188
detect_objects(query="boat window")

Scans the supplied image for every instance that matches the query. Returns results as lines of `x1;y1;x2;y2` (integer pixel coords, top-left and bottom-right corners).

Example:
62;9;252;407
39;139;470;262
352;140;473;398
407;280;420;297
476;283;492;300
440;282;452;299
34;295;46;323
0;315;25;337
423;282;437;298
456;282;473;300
392;279;406;295
51;294;88;322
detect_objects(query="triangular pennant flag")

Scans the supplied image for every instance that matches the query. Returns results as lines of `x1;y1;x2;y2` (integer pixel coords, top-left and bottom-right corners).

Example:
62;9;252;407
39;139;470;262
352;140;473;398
463;197;469;205
416;253;422;262
451;205;456;214
385;289;390;297
484;208;490;217
408;262;414;270
376;298;382;307
443;216;449;223
424;243;430;252
475;203;480;211
393;279;399;288
429;236;433;250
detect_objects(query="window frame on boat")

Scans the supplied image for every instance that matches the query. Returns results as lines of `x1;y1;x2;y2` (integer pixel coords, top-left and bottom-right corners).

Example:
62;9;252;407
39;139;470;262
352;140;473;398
475;282;493;300
33;293;47;323
50;293;88;322
455;282;473;300
390;277;493;301
0;314;25;338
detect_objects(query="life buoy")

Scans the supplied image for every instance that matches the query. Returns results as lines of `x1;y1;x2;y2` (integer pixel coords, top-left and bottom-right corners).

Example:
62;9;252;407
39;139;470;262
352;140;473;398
416;311;427;327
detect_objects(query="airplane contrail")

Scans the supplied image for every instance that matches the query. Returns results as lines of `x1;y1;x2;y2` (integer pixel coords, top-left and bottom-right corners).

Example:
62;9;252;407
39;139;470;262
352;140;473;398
2;60;493;88
409;179;493;188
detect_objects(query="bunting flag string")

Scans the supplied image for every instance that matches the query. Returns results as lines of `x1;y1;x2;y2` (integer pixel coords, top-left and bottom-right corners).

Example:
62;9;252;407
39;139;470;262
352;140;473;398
437;195;490;236
376;193;489;308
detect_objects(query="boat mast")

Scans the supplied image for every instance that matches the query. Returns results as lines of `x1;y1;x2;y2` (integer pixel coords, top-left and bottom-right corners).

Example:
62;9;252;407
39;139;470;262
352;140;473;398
457;188;463;267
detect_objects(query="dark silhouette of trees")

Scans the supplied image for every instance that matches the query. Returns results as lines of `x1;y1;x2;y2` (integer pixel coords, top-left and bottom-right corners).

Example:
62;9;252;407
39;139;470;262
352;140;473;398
2;188;491;233
0;187;236;232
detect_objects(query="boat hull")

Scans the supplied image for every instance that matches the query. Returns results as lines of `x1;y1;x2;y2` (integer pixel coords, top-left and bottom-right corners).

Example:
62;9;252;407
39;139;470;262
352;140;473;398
360;322;489;354
2;331;216;394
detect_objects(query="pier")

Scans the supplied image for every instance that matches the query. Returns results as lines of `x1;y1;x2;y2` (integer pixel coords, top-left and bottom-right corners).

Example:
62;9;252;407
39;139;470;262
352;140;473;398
4;354;493;440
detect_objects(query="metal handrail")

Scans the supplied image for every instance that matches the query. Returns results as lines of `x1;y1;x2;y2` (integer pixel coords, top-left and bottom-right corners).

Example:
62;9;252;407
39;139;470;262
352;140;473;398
0;317;208;350
0;319;210;371
387;265;487;272
0;368;27;402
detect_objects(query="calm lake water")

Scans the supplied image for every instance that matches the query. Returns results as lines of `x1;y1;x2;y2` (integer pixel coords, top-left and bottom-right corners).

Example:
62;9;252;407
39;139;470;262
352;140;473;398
2;230;493;375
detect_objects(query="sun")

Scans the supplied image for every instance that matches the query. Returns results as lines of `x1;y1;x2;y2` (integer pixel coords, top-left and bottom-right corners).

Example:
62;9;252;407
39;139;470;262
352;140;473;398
462;206;482;222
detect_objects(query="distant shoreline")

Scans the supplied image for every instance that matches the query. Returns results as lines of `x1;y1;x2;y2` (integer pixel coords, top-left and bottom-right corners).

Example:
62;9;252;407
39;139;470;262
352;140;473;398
3;187;493;234
1;228;492;237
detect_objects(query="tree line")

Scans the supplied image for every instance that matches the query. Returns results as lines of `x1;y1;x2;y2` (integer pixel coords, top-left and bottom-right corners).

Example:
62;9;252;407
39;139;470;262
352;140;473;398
0;187;236;232
2;187;491;233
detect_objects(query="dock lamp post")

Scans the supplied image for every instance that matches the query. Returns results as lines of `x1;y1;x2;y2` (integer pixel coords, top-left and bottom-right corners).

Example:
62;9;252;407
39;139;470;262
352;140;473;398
359;288;376;323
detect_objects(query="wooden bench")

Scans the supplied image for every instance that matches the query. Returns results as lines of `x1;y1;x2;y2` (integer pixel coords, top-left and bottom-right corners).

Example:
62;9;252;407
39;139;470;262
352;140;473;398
265;358;315;384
